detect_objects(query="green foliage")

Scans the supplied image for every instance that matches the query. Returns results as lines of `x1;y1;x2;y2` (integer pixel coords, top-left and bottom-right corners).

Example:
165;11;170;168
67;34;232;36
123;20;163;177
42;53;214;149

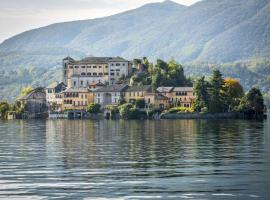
118;103;145;119
193;70;247;114
168;106;192;113
85;103;101;114
208;70;225;113
20;86;33;97
135;99;145;109
193;76;209;112
0;102;10;119
238;88;265;117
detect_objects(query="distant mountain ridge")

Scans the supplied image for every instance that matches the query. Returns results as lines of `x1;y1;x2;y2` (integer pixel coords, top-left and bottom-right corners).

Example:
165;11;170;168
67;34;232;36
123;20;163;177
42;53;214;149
0;0;270;101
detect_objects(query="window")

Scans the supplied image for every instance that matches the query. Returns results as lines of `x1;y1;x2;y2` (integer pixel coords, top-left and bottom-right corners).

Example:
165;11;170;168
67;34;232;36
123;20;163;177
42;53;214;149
116;63;120;66
99;66;102;68
73;81;76;87
116;72;120;76
87;66;91;68
69;66;73;69
93;66;97;68
111;63;114;66
122;63;125;66
75;66;79;68
81;94;83;98
81;66;85;68
81;81;83;86
104;73;108;75
116;69;120;71
105;66;108;68
81;72;86;76
93;72;97;76
110;73;115;76
87;73;91;76
99;73;103;76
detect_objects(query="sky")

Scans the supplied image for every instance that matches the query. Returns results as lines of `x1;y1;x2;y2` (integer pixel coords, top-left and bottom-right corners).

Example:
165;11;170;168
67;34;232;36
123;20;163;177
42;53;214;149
0;0;200;43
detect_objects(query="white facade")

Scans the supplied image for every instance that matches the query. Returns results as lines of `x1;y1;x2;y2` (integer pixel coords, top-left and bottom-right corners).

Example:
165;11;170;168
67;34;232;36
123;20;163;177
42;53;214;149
95;92;122;107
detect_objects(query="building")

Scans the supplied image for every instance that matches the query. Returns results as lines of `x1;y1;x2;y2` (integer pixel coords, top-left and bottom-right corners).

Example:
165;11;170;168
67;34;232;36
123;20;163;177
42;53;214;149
94;84;128;107
18;87;47;118
63;56;131;88
124;85;152;103
46;82;66;112
157;87;195;108
61;88;94;110
145;93;170;110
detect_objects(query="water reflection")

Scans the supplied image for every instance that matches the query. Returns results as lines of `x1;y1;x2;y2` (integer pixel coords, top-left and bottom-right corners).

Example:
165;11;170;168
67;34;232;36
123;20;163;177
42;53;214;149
0;119;269;199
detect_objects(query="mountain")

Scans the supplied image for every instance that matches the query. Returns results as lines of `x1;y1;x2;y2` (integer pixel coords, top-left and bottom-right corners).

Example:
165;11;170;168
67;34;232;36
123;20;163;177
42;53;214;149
0;0;270;101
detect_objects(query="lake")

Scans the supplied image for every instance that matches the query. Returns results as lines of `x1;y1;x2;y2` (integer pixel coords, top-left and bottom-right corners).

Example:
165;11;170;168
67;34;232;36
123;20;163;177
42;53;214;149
0;119;269;199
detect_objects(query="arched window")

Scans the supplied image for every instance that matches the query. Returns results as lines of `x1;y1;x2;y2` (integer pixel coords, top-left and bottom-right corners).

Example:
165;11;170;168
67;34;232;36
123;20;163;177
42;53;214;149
81;73;86;76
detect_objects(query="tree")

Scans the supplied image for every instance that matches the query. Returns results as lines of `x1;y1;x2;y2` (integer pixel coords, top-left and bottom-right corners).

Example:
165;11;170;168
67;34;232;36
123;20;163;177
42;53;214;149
0;102;10;119
239;88;265;118
193;76;209;112
208;70;225;113
167;58;186;86
85;103;101;114
223;78;244;111
20;86;33;97
135;99;145;109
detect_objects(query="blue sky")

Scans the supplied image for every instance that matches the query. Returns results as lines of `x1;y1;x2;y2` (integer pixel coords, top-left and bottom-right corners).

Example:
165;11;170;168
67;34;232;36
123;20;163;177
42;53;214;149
0;0;200;43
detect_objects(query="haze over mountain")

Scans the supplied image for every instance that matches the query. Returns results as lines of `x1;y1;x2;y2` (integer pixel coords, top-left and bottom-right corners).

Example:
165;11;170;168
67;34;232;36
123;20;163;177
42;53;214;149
0;0;270;101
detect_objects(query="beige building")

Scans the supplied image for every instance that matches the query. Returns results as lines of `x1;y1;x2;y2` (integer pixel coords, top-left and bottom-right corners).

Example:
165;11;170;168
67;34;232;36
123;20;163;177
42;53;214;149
124;85;152;103
157;87;195;108
61;88;95;110
63;56;131;88
145;93;170;110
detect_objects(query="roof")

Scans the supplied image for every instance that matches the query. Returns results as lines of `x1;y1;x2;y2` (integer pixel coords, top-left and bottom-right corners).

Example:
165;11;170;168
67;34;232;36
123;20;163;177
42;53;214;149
46;82;66;89
18;87;45;101
68;56;129;65
63;56;74;62
146;93;169;100
173;87;193;92
126;85;152;92
157;87;174;93
62;88;90;93
94;84;128;93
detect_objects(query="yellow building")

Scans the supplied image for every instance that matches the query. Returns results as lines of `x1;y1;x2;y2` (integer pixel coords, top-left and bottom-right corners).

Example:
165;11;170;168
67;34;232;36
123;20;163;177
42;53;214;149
144;93;170;110
157;87;195;108
124;85;152;103
61;88;95;110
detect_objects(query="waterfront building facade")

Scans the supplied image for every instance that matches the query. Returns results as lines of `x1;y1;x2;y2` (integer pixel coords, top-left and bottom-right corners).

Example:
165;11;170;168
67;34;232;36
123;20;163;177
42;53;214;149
157;87;195;108
124;85;152;103
61;88;94;110
94;84;128;107
63;56;131;88
45;82;66;112
18;87;47;118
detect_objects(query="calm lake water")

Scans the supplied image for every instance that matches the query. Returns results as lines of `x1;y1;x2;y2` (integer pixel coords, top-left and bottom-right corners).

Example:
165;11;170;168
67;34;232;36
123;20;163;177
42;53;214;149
0;119;270;199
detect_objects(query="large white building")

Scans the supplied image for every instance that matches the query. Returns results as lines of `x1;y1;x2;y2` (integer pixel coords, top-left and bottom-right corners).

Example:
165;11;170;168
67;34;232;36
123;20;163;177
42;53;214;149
63;56;131;88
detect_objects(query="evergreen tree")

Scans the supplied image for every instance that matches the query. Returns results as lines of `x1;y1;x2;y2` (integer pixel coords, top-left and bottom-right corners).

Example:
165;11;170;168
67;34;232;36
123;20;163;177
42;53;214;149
193;76;209;112
209;70;225;113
